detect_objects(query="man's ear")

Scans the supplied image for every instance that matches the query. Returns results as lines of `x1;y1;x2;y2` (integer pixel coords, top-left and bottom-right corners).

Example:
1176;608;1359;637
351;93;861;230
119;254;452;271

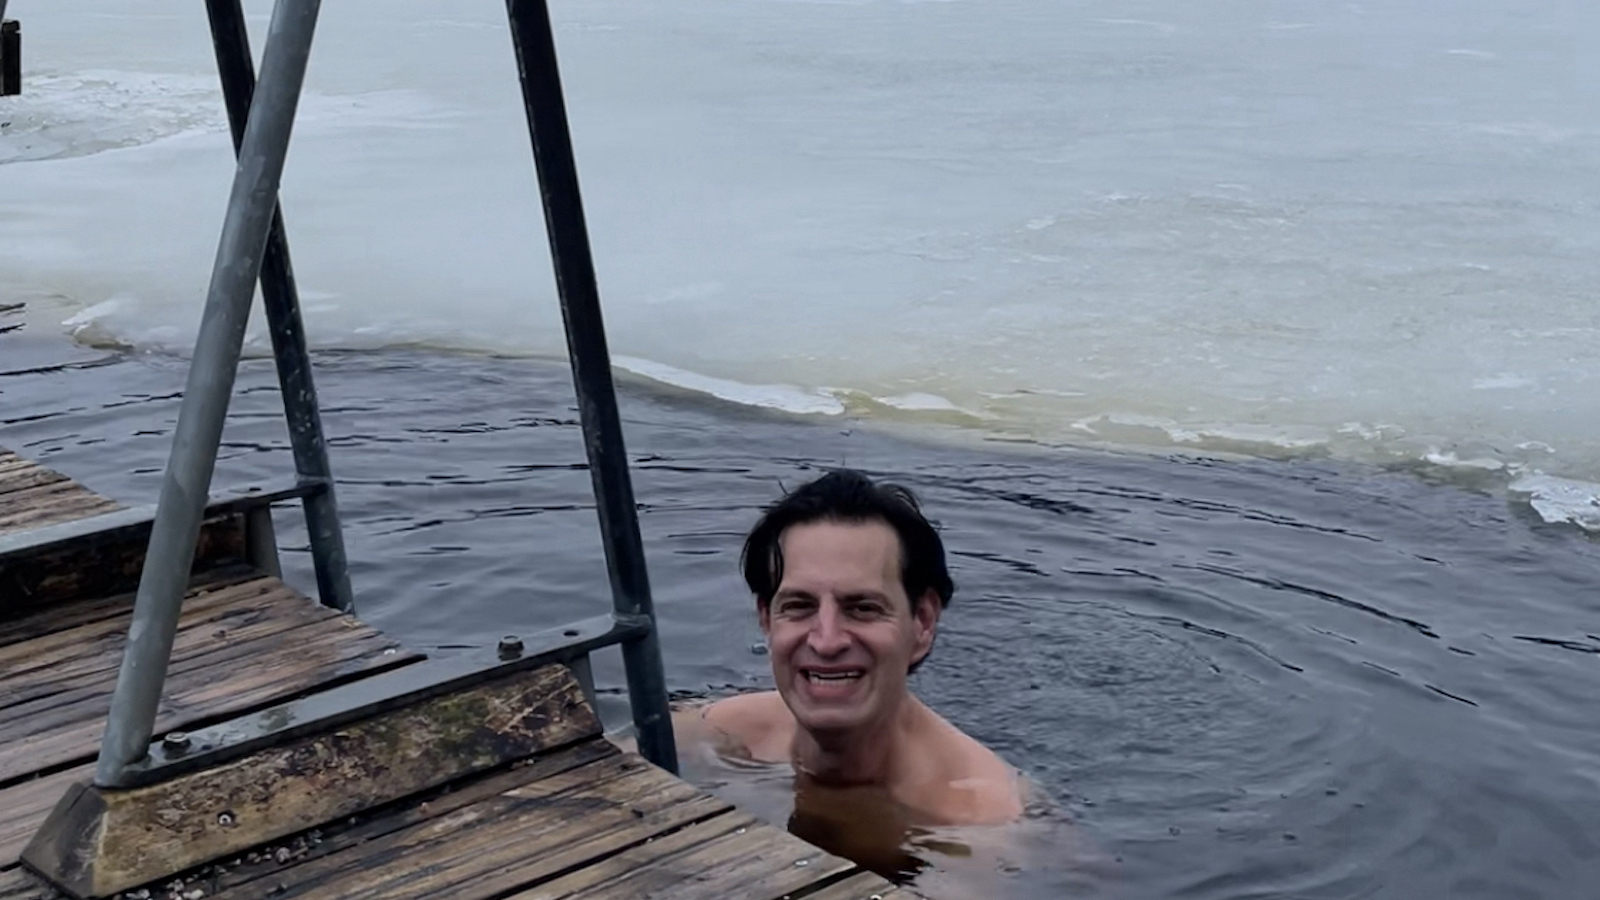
757;597;772;637
910;589;941;664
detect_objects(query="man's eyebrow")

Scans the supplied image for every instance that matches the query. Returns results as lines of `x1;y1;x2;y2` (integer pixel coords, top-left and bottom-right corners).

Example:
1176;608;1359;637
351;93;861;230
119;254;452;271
840;591;890;602
774;587;818;599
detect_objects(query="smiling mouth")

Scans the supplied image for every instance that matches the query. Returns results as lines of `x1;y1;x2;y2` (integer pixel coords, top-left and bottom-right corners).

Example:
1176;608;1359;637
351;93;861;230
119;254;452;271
804;670;864;684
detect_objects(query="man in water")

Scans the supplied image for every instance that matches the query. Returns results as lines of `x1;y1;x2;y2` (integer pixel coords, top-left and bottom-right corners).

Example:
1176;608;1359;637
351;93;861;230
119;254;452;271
681;469;1024;829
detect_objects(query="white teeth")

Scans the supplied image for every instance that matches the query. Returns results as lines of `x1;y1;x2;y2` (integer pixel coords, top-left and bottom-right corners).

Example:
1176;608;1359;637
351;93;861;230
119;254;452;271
806;671;863;682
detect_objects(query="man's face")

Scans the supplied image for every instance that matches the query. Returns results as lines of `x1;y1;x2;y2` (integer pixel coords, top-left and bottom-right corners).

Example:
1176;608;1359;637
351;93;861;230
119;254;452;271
759;518;939;737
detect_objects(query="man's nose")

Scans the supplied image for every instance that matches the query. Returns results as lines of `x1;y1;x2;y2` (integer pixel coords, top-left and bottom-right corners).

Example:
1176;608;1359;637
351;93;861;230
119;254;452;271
806;602;850;655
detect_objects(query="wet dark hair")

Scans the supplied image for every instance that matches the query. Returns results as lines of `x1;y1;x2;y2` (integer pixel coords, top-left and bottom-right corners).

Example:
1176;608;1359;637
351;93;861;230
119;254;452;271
741;469;955;614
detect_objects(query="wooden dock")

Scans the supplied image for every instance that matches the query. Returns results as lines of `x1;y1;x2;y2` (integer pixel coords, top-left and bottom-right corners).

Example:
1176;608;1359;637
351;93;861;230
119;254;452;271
0;449;917;900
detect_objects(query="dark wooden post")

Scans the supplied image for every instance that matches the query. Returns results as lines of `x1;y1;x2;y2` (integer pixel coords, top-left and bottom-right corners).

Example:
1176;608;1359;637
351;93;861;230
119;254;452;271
0;18;20;96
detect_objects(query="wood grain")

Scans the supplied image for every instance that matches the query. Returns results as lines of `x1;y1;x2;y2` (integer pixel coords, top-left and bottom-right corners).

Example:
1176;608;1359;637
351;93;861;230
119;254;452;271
0;565;259;650
0;622;416;783
204;752;726;900
200;740;622;897
0;468;68;497
0;484;119;535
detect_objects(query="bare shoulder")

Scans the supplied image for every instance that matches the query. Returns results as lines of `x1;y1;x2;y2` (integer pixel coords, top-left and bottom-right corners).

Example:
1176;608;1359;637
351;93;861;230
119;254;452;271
926;713;1026;824
698;691;795;762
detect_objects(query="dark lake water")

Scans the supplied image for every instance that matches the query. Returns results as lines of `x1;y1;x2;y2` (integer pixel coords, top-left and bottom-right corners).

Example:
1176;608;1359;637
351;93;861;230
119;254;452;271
4;337;1599;898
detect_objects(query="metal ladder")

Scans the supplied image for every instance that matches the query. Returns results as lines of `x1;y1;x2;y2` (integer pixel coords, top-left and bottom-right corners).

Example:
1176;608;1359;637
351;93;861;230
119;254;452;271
92;0;678;788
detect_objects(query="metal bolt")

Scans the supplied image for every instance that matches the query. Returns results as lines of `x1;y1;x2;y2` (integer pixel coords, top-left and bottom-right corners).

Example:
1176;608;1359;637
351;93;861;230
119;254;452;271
497;635;524;659
162;732;192;754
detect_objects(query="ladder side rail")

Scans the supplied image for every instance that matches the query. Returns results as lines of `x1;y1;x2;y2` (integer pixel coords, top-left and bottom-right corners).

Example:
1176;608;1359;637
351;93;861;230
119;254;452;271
504;0;678;775
204;0;355;613
94;0;325;788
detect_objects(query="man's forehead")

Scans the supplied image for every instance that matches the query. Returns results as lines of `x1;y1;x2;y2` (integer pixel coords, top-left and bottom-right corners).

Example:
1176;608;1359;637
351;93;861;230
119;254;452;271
777;519;902;577
777;516;899;547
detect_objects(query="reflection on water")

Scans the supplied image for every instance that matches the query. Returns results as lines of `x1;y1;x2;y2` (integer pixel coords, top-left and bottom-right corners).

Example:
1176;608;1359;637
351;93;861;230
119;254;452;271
788;781;942;884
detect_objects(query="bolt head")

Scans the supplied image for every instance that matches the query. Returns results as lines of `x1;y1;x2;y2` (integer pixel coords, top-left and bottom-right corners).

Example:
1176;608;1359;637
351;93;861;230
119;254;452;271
162;732;192;754
497;635;524;659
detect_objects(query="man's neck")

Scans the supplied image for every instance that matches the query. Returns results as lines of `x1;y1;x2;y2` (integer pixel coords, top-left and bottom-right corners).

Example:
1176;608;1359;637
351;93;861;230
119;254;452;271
790;695;927;788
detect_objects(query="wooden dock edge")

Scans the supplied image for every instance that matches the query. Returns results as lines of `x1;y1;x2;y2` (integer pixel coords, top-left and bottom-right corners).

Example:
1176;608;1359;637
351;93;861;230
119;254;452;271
21;664;600;899
1;510;248;618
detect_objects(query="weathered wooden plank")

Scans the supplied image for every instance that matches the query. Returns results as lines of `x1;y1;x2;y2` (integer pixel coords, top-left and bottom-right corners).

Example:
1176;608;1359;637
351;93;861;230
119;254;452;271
0;602;420;785
0;471;43;492
0;592;345;723
518;809;849;900
0;468;68;497
352;775;722;900
162;625;409;712
0;480;97;514
0;766;84;868
323;792;736;900
0;491;120;535
0;481;79;511
504;811;762;900
213;754;690;898
199;740;622;897
0;479;112;518
0;603;356;726
0;575;295;684
22;664;599;898
0;460;44;479
204;754;731;900
0;565;259;649
0;624;417;782
0;471;51;490
0;609;356;741
0;581;333;714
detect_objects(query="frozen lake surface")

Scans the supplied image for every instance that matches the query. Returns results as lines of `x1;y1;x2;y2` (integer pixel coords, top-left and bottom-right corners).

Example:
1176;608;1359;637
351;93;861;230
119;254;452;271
2;0;1598;528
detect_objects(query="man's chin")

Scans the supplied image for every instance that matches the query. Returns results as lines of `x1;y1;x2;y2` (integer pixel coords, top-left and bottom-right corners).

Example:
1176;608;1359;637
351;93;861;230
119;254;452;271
790;704;871;738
